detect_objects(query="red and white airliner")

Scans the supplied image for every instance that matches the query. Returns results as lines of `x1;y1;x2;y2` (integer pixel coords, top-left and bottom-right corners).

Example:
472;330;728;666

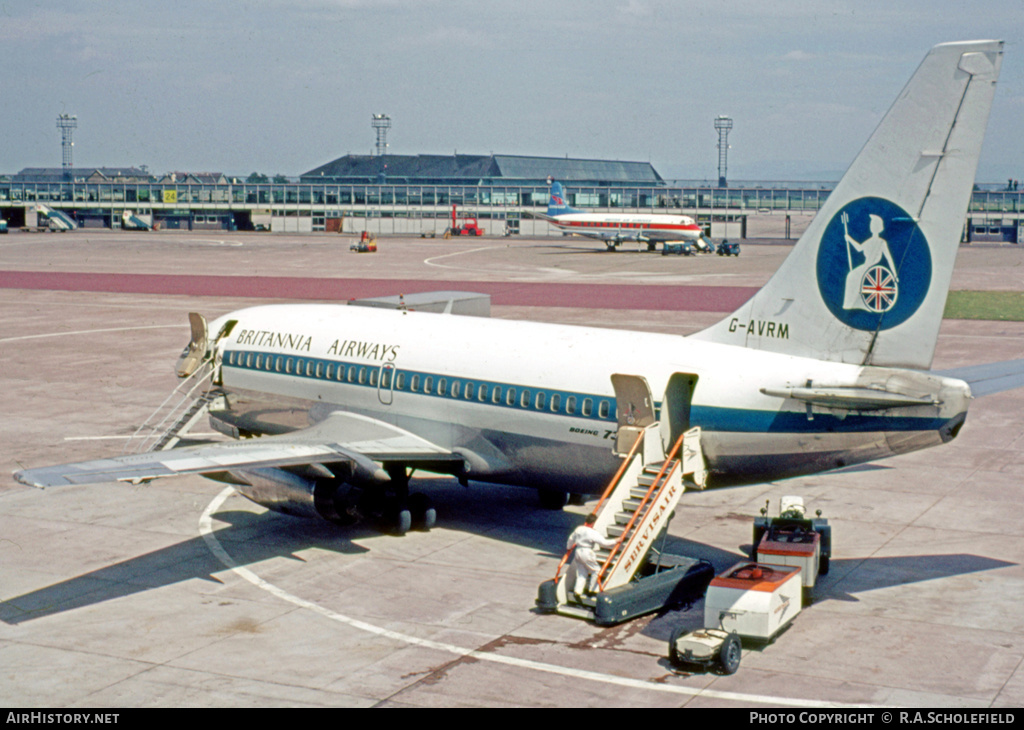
538;181;708;251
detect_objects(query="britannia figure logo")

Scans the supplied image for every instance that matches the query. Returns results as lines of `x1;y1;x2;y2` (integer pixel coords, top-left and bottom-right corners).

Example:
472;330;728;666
841;211;899;313
816;197;931;332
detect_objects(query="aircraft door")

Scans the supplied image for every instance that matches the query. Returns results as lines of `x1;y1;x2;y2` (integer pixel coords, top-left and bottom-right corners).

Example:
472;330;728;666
660;372;698;453
176;312;209;378
610;374;656;456
378;363;395;405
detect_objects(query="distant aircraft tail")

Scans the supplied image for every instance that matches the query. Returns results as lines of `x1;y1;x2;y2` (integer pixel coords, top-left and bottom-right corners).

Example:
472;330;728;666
692;40;1003;370
547;182;583;217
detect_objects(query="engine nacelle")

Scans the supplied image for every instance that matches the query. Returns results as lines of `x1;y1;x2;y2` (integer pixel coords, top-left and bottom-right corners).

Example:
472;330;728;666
228;466;352;522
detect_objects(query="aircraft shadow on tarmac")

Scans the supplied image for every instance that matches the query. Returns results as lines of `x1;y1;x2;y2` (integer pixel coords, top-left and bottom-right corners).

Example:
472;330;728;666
0;509;366;625
0;480;580;625
2;481;1014;627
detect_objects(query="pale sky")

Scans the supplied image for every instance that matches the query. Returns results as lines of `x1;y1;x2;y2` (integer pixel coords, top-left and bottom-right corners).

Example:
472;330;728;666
3;0;1022;182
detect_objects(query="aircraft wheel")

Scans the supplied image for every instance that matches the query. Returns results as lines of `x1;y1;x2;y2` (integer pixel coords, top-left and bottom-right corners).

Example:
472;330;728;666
410;492;436;531
382;497;412;535
390;507;413;536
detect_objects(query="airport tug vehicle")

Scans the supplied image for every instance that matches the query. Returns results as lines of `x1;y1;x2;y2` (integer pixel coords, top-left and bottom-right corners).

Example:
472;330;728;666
536;375;715;625
350;231;378;252
752;496;831;604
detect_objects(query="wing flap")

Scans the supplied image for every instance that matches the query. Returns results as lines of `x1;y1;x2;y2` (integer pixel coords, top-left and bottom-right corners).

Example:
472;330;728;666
14;411;455;489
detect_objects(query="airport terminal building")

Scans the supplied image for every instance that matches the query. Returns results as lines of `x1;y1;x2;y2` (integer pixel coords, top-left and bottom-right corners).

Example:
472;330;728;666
2;153;1021;242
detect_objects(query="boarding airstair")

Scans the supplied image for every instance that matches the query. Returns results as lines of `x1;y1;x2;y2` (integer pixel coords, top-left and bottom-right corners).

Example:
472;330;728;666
121;210;151;230
34;204;77;230
122;314;223;454
537;374;715;625
122;364;221;454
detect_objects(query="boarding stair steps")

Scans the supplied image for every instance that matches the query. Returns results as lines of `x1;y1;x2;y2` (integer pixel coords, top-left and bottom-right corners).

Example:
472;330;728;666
35;204;77;230
549;423;707;620
123;363;222;454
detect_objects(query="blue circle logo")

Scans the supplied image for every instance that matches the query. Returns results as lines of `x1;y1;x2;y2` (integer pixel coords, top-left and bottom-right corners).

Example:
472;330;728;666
815;197;931;331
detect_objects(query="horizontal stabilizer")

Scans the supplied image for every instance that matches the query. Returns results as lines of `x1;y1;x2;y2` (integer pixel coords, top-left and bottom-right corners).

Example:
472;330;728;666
348;291;491;317
932;358;1024;397
760;385;940;410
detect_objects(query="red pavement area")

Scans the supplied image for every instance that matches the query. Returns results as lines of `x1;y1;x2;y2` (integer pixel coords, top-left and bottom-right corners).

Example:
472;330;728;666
0;271;757;312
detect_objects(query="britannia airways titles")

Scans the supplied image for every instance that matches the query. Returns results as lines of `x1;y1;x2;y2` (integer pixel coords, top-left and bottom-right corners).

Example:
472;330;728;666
234;328;400;362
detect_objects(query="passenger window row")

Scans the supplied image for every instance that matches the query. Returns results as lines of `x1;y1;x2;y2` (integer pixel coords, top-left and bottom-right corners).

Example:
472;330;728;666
224;351;613;420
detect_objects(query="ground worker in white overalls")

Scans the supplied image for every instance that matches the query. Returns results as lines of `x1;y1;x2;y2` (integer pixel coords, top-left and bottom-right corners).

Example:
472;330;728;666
567;513;617;599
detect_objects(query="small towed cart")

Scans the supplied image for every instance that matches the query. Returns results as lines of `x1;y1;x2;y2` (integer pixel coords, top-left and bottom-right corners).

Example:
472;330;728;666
668;562;803;673
668;626;742;674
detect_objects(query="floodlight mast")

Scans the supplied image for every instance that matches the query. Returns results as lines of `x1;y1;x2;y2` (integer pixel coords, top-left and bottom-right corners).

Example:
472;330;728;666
715;115;733;188
57;114;77;179
372;114;391;158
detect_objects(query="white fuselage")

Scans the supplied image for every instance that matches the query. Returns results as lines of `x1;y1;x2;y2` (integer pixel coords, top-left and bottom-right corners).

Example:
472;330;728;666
549;212;703;241
209;303;969;494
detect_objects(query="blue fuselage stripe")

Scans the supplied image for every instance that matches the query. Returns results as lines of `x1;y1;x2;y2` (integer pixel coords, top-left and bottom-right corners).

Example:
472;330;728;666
223;349;947;434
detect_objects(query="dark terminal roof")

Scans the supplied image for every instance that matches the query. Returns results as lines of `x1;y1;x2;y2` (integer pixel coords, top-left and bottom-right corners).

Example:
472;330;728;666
300;154;664;186
14;167;152;183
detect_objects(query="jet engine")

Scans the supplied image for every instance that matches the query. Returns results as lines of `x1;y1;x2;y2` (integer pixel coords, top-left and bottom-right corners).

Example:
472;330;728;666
222;465;371;524
221;463;435;534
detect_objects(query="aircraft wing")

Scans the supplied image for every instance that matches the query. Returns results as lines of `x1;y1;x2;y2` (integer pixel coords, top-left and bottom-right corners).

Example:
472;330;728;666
931;358;1024;398
637;230;700;244
13;411;459;489
577;230;637;242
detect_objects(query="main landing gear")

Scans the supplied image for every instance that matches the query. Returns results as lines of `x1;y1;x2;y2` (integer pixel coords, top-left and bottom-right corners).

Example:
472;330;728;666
378;465;436;535
330;466;436;536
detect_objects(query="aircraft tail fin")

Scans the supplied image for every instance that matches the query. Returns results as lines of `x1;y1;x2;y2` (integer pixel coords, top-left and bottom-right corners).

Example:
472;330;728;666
692;40;1004;370
547;181;583;217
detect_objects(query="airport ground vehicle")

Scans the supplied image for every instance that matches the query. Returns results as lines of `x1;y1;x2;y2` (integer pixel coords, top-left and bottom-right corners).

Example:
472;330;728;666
350;231;377;252
692;237;714;253
445;205;483;237
668;561;803;673
661;242;695;256
536;550;715;626
752;497;831;603
669;626;742;674
716;240;740;256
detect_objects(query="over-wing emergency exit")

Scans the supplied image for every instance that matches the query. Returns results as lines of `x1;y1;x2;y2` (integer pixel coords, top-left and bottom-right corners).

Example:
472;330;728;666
15;41;1014;538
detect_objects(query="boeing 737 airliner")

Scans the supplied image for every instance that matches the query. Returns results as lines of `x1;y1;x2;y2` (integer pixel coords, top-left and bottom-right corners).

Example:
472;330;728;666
15;41;1017;537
